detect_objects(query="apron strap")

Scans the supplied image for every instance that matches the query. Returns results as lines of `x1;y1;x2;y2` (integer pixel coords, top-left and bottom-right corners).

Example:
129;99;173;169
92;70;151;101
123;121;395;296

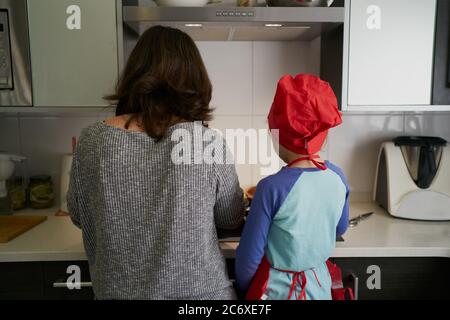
286;271;307;300
287;155;327;171
272;265;322;300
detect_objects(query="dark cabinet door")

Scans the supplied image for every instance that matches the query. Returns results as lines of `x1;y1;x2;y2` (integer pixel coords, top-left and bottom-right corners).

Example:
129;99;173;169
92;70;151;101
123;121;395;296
432;0;450;105
333;257;450;300
0;262;44;299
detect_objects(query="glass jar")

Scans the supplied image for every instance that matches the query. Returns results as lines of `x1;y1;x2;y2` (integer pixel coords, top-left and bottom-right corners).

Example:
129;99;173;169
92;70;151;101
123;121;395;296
28;175;55;209
8;176;27;211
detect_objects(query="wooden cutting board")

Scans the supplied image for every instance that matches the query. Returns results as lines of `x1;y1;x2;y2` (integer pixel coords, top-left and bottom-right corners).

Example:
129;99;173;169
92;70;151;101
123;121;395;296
0;215;47;243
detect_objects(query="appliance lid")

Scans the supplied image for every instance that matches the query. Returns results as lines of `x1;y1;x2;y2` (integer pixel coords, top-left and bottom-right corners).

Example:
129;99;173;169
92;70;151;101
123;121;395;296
393;136;447;189
122;5;345;41
393;136;447;147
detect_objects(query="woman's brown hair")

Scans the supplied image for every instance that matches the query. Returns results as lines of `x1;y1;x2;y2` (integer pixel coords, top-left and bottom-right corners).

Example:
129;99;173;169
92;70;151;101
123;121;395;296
105;25;213;140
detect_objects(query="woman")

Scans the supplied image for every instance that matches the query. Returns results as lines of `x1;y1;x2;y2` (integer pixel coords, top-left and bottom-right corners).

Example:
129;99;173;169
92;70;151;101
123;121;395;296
67;26;245;300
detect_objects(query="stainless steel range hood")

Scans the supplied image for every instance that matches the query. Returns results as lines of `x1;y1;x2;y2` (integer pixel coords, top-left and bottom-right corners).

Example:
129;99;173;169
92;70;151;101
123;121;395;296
122;5;345;41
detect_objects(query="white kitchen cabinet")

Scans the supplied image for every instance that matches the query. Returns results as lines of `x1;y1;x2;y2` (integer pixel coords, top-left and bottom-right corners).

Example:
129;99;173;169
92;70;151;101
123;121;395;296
345;0;437;109
27;0;119;107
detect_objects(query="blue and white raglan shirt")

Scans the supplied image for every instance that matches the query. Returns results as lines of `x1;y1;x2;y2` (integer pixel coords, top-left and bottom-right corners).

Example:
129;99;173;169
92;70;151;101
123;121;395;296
235;161;349;300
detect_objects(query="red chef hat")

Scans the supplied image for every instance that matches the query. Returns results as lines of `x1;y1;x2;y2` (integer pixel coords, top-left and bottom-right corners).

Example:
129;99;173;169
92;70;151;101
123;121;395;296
268;74;342;155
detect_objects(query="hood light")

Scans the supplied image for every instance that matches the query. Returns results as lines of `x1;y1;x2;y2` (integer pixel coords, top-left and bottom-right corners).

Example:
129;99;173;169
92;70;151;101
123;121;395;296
265;23;283;28
185;23;203;28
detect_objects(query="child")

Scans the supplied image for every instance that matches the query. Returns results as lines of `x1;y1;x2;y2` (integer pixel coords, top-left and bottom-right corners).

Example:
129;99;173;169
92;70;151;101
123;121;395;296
235;74;349;300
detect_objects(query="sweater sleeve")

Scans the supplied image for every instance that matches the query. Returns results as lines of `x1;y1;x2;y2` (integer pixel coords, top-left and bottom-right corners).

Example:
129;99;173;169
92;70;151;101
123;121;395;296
235;179;274;292
67;145;82;229
213;140;246;229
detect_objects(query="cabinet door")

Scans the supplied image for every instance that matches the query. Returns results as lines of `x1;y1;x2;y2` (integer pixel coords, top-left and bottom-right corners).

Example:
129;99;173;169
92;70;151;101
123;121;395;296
27;0;118;107
347;0;436;106
0;262;44;299
333;257;450;300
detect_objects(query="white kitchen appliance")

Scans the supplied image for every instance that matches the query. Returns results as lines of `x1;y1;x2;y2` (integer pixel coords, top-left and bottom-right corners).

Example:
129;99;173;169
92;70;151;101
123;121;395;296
374;136;450;221
0;153;26;214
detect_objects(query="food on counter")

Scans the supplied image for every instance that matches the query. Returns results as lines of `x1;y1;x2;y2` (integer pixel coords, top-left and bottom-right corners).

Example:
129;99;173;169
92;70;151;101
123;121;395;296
243;186;257;215
245;186;257;200
28;175;55;209
55;210;70;217
8;176;26;211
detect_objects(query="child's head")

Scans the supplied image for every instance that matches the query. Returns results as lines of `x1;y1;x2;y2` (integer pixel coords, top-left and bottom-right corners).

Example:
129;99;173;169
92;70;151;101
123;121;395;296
268;74;342;162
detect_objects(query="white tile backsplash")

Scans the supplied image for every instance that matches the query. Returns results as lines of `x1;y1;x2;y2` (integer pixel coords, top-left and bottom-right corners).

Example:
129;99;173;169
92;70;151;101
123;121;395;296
197;42;253;116
0;116;21;155
404;113;450;141
15;116;97;203
253;41;320;115
250;116;284;186
1;41;450;199
328;114;404;195
209;115;254;188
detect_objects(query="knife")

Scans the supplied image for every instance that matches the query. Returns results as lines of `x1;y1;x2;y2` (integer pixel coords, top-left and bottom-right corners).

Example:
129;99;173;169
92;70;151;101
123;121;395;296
349;212;374;227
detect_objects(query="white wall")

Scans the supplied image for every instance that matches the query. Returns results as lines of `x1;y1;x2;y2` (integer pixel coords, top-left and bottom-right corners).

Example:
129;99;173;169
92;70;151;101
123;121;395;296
1;41;450;204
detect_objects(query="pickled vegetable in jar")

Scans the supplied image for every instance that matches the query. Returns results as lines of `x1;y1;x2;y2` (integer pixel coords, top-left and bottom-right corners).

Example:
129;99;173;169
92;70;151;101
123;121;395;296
28;175;55;209
8;176;26;211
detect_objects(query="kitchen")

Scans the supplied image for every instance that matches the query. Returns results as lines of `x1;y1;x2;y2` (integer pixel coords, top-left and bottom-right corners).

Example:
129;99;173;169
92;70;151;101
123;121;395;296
0;0;450;303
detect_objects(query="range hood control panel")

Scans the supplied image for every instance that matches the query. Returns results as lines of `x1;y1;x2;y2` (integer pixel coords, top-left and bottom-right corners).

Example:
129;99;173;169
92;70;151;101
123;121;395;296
0;10;12;90
215;10;255;17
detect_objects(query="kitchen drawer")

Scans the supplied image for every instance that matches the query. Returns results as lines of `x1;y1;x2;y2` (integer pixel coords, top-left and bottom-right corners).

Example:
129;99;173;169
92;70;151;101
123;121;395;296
333;257;450;300
0;261;94;300
0;262;44;299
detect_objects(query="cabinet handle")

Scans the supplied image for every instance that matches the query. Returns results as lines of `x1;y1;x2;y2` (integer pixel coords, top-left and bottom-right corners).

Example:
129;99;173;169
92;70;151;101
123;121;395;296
52;281;93;288
349;273;359;300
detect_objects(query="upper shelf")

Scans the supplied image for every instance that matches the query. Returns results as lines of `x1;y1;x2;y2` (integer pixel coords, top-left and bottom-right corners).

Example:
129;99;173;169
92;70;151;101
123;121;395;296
122;6;345;41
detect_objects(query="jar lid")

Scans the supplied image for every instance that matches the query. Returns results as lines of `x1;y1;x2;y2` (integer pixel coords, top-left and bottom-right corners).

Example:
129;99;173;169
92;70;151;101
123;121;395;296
29;175;52;182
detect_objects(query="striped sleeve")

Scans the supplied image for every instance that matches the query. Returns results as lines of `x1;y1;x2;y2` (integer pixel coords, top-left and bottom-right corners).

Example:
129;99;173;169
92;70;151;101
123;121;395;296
67;145;82;228
213;140;246;229
327;162;350;236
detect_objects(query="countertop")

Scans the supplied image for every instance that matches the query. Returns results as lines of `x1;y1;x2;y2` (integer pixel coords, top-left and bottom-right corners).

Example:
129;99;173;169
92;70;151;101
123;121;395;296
1;202;450;262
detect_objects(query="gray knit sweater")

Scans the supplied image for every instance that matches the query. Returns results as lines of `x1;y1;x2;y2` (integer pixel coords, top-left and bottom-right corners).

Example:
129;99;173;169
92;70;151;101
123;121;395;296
67;121;245;300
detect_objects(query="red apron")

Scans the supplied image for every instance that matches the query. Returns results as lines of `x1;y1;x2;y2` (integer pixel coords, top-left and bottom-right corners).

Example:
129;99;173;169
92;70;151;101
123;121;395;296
246;256;322;300
246;257;354;300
